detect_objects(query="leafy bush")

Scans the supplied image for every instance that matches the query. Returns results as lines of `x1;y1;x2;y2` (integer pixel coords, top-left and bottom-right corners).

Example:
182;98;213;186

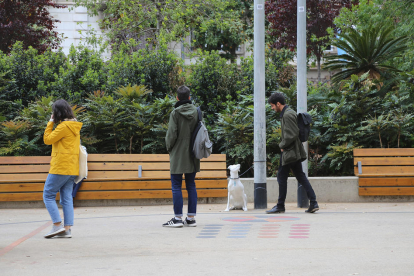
0;42;66;105
307;73;414;175
212;95;281;177
187;50;242;128
105;43;181;99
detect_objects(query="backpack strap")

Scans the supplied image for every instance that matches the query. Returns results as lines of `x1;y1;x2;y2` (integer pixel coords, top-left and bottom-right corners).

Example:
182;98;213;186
197;107;202;122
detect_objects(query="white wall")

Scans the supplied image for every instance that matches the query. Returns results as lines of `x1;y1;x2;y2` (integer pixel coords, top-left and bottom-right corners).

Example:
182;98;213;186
50;2;109;58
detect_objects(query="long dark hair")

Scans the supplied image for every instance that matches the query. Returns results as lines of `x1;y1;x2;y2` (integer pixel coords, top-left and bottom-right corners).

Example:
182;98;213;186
52;99;75;124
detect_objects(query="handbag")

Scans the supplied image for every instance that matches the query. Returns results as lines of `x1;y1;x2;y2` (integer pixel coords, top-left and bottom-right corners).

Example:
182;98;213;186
73;144;88;197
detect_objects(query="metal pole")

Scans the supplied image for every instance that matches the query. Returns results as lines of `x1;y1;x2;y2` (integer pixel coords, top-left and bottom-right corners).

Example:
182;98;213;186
297;0;309;208
254;0;267;209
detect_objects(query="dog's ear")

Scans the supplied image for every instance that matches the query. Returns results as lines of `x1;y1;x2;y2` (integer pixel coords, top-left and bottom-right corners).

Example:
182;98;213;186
236;164;241;171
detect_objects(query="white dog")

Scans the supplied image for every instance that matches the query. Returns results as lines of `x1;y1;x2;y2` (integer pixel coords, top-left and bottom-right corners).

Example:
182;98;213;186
225;164;248;212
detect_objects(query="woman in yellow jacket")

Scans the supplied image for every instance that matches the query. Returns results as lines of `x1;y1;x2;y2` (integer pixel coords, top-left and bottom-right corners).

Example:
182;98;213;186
43;99;83;238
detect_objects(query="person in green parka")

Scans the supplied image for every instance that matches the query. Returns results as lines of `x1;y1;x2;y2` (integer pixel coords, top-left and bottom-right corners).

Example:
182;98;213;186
266;92;319;214
163;85;200;228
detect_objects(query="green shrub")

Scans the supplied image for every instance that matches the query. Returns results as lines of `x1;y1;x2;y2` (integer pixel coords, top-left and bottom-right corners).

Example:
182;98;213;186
105;43;181;99
0;42;66;105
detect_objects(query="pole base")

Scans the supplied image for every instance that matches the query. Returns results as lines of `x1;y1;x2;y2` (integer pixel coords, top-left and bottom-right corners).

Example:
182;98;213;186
297;183;309;208
254;183;267;209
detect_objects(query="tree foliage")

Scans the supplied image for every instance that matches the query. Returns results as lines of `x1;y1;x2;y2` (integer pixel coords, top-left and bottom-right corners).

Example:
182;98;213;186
73;0;245;53
266;0;355;81
324;26;408;84
192;0;253;61
0;0;66;54
334;0;414;72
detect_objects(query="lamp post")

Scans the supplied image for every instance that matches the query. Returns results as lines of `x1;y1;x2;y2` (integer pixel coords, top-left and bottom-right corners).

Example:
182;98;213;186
253;0;267;209
296;0;309;208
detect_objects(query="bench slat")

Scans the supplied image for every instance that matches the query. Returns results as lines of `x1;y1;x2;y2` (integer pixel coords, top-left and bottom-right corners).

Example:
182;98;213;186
359;187;414;196
359;178;414;187
353;157;414;166
0;179;228;192
354;148;414;157
0;154;226;165
0;170;227;183
0;189;228;202
0;162;227;173
0;156;51;165
354;166;414;177
87;154;226;162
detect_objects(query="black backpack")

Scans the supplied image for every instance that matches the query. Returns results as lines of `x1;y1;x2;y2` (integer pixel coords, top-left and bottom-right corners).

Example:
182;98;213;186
297;113;312;142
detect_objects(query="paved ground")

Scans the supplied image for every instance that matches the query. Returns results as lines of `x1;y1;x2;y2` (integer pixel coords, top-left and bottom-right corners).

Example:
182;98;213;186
1;202;413;276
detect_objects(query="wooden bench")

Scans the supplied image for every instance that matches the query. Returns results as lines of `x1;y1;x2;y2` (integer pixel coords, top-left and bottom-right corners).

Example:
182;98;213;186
354;148;414;196
0;154;228;202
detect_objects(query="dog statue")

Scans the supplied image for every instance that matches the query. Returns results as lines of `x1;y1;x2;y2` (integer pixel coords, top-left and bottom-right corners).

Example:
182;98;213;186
225;164;248;212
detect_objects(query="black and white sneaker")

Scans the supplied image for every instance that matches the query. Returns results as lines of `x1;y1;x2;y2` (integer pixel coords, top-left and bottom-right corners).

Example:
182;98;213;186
183;217;197;227
162;218;183;228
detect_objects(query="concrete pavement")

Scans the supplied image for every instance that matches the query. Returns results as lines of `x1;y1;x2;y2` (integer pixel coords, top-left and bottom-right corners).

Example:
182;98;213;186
1;203;413;276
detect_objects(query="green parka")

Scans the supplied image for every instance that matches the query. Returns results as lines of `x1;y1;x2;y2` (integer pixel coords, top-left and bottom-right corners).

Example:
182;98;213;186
279;107;307;166
165;102;201;174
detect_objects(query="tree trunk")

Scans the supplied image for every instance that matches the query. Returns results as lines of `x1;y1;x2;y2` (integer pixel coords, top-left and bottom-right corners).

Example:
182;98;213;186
130;136;133;154
317;55;321;83
398;130;401;148
379;132;383;148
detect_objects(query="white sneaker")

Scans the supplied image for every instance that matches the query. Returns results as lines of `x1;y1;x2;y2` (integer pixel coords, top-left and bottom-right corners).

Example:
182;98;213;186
56;229;72;238
44;224;65;238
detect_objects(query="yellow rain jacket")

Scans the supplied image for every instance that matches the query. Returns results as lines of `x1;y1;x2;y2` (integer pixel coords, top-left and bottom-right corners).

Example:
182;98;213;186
44;120;83;176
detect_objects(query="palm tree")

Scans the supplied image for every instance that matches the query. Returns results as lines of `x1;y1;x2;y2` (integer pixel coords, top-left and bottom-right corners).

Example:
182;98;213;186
324;26;408;84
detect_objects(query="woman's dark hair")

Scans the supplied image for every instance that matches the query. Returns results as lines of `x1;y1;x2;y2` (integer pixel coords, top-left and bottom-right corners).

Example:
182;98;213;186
52;99;75;124
268;92;286;105
177;85;191;101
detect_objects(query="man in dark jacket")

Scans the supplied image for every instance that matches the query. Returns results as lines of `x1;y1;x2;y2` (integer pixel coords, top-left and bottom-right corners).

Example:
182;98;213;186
266;92;319;214
163;85;200;227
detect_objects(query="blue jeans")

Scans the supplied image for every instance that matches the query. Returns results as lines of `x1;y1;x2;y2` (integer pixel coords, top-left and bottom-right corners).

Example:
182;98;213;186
171;173;197;217
43;174;76;226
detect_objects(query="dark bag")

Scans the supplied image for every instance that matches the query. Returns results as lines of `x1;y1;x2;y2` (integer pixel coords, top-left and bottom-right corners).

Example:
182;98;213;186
297;112;312;142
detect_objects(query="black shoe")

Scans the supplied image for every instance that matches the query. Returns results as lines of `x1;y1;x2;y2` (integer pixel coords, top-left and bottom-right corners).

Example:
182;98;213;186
305;203;319;213
162;217;183;228
183;217;197;227
266;205;285;214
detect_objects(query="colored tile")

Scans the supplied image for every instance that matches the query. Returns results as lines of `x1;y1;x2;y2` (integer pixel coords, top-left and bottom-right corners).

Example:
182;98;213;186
198;232;219;235
227;236;246;238
258;236;278;238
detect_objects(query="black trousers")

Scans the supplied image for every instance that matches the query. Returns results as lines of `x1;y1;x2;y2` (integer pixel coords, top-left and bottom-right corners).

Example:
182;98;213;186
277;155;317;206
